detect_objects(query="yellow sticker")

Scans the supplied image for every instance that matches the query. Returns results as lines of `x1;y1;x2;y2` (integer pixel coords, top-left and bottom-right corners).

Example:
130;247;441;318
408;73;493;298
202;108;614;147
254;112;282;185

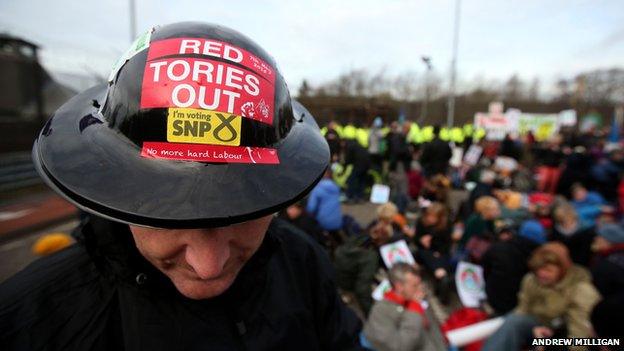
167;108;242;146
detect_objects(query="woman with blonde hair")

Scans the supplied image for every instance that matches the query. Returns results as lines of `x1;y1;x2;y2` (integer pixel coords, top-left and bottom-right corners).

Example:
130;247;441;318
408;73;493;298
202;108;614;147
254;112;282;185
458;196;501;262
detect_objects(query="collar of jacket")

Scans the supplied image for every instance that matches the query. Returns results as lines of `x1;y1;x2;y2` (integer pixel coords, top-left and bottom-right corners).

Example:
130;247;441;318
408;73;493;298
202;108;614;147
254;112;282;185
78;215;280;301
383;289;429;328
383;290;425;315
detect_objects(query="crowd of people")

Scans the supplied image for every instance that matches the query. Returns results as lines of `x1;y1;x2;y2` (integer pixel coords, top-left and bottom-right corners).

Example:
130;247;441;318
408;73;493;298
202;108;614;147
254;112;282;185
282;118;624;350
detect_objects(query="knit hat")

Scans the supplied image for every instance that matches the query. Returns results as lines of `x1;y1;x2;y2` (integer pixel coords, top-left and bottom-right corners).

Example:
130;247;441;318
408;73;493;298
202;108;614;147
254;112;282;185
597;223;624;244
518;220;547;244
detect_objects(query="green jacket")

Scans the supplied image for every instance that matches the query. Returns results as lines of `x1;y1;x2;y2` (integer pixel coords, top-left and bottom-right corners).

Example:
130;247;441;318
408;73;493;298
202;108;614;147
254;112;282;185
515;265;601;338
334;235;379;315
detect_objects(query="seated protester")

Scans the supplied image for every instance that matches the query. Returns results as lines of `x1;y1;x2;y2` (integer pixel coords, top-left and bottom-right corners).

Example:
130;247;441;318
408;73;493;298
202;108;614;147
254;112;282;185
482;220;546;315
483;243;601;351
459;196;500;262
465;169;496;215
407;161;425;201
414;202;453;304
590;292;624;349
494;189;531;226
306;168;343;232
590;223;624;298
364;263;444;351
551;203;596;267
527;192;555;230
334;202;405;316
278;201;325;247
421;174;451;205
570;182;607;228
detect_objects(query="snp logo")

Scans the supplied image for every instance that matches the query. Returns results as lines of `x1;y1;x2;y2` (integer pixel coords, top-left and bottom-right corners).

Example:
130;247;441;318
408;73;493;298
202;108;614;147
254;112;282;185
167;108;241;146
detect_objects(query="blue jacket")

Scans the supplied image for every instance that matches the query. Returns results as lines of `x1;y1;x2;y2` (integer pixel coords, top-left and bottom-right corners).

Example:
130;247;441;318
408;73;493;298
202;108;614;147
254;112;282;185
307;179;343;231
572;191;605;227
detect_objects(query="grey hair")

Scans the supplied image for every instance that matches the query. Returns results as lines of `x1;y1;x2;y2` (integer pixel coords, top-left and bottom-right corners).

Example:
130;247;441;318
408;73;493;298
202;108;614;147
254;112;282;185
388;262;420;288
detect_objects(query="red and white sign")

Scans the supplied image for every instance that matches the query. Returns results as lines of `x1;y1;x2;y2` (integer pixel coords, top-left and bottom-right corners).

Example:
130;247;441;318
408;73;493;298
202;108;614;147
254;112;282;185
141;141;280;164
140;38;275;124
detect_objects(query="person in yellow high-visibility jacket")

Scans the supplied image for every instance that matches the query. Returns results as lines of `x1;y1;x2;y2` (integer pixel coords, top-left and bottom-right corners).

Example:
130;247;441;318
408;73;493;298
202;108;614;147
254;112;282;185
421;126;434;143
407;122;423;144
451;127;464;144
356;127;369;148
342;124;357;140
439;127;450;141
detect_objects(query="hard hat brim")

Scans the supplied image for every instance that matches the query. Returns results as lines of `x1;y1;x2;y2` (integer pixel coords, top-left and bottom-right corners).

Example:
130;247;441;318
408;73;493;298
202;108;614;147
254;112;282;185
33;84;329;228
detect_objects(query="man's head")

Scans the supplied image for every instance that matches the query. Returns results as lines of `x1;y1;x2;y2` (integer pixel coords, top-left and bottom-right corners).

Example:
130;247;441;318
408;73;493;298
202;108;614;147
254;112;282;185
553;203;578;229
285;202;304;220
388;263;423;301
592;223;624;252
129;215;272;299
475;196;500;220
571;183;588;202
432;125;441;137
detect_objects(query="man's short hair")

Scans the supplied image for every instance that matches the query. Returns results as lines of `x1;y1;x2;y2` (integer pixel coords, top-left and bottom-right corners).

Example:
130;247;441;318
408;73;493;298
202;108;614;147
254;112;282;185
433;125;441;136
388;263;420;288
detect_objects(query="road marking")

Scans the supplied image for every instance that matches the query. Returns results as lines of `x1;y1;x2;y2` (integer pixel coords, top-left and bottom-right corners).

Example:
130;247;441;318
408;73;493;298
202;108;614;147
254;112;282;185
0;209;33;221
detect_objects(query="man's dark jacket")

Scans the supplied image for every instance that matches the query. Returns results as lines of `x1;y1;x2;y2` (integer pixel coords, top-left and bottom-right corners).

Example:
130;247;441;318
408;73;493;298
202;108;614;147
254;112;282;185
419;138;452;177
0;216;362;350
591;244;624;298
481;236;540;315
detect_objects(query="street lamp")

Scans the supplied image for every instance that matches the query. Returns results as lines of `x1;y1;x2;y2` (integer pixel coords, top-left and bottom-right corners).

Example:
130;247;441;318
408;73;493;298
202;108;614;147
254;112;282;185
421;56;432;124
447;0;461;128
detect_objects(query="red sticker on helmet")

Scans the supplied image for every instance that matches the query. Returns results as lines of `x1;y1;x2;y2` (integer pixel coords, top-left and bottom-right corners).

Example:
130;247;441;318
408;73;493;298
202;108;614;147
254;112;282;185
141;141;280;164
140;38;275;125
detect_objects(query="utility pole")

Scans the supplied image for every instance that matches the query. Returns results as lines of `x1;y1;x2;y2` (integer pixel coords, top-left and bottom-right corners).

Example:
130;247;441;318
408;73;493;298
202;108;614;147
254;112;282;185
420;56;432;124
129;0;137;42
447;0;461;128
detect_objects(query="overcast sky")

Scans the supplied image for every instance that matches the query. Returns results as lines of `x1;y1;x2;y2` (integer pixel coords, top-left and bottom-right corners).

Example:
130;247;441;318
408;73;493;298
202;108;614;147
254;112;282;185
1;0;623;93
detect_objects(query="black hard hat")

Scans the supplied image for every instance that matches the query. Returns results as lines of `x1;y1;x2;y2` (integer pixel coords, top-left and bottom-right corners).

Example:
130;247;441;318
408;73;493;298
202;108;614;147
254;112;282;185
33;22;329;228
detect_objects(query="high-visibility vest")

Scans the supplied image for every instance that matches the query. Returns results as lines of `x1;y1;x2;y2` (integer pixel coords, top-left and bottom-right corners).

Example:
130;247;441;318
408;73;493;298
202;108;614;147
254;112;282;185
381;126;390;137
474;127;486;141
342;125;357;140
422;126;434;142
335;124;344;138
332;163;352;188
356;128;369;148
440;127;450;141
451;127;464;143
320;126;327;136
407;123;422;144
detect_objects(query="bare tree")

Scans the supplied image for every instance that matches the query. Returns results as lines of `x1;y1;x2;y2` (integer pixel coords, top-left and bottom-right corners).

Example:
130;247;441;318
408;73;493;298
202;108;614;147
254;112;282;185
298;79;312;98
527;77;540;101
503;74;524;101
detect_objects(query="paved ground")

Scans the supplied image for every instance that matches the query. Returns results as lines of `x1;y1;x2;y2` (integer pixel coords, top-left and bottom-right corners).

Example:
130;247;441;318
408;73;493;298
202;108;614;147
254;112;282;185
0;220;78;282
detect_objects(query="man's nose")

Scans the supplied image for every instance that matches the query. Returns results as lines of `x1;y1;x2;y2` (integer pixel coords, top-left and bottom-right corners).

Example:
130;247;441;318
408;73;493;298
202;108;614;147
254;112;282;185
184;230;231;280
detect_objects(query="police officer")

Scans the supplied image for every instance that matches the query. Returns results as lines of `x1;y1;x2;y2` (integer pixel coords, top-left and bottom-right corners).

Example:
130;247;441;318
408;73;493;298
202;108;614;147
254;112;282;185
0;22;362;350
